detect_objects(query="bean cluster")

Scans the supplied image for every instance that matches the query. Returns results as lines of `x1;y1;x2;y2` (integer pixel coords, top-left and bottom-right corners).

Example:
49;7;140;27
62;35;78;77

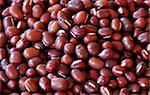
0;0;149;95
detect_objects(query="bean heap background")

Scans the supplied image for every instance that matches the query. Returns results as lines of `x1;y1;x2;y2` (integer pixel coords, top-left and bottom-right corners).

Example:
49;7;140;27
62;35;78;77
0;0;149;95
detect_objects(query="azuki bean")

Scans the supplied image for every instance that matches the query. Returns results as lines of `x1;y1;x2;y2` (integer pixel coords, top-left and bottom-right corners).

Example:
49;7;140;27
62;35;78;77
83;80;98;93
48;20;60;35
128;84;140;93
0;71;8;83
70;60;86;70
46;59;59;72
98;27;113;38
83;33;97;44
120;17;133;32
7;80;17;90
99;48;114;60
36;64;47;76
55;36;67;50
9;51;22;65
137;77;149;89
99;18;110;27
3;16;14;29
42;32;55;47
71;69;86;83
88;57;104;70
97;75;110;85
100;86;112;95
109;80;118;89
111;18;122;31
64;43;75;54
117;77;127;87
61;54;73;65
74;11;88;25
122;35;134;51
136;62;147;76
137;32;149;44
75;44;88;59
25;78;39;92
0;48;6;60
32;4;43;18
112;65;126;76
5;64;18;79
67;0;84;12
5;26;20;38
119;88;129;95
51;78;68;91
70;26;86;39
87;42;100;56
133;8;148;19
9;5;23;19
39;77;51;91
23;47;40;59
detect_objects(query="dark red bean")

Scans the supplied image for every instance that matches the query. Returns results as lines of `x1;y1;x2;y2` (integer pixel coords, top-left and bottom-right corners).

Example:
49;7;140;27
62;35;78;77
128;84;140;93
111;18;122;31
51;78;68;91
119;88;129;95
9;51;22;65
17;63;28;75
75;44;88;59
0;48;6;60
136;62;147;76
105;59;117;68
125;71;136;82
25;78;39;92
83;33;97;44
100;68;113;78
99;48;114;60
120;17;133;32
98;27;113;38
42;32;55;47
112;65;126;76
117;77;127;87
70;26;86;39
55;36;67;50
74;11;88;25
7;80;17;90
39;77;51;91
122;35;134;51
67;0;84;12
5;26;20;38
46;59;59;72
109;80;118;89
5;64;18;79
137;77;149;89
100;86;112;95
97;75;110;85
137;32;148;44
32;4;43;18
0;33;7;47
121;58;133;69
87;42;100;56
70;60;86;70
23;47;40;59
9;5;23;19
133;8;148;19
0;71;8;83
96;9;110;18
64;43;75;54
88;57;104;70
36;64;47;76
71;69;86;83
61;54;73;65
83;80;98;93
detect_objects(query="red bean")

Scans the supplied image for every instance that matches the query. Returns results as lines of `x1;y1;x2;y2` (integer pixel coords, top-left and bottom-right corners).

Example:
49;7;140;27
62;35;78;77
75;44;88;59
74;11;88;25
67;0;84;12
88;57;104;70
23;47;40;59
83;80;98;93
9;51;22;65
9;5;23;19
39;77;51;91
112;65;126;76
5;64;18;79
25;78;39;92
51;78;68;91
71;69;86;83
32;4;43;18
122;35;134;51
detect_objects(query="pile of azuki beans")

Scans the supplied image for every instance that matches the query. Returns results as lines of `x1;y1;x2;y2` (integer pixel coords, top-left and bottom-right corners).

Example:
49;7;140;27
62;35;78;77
0;0;149;95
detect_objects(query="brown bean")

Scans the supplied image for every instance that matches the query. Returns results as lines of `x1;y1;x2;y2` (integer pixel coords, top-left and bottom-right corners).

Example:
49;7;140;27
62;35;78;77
25;78;38;92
